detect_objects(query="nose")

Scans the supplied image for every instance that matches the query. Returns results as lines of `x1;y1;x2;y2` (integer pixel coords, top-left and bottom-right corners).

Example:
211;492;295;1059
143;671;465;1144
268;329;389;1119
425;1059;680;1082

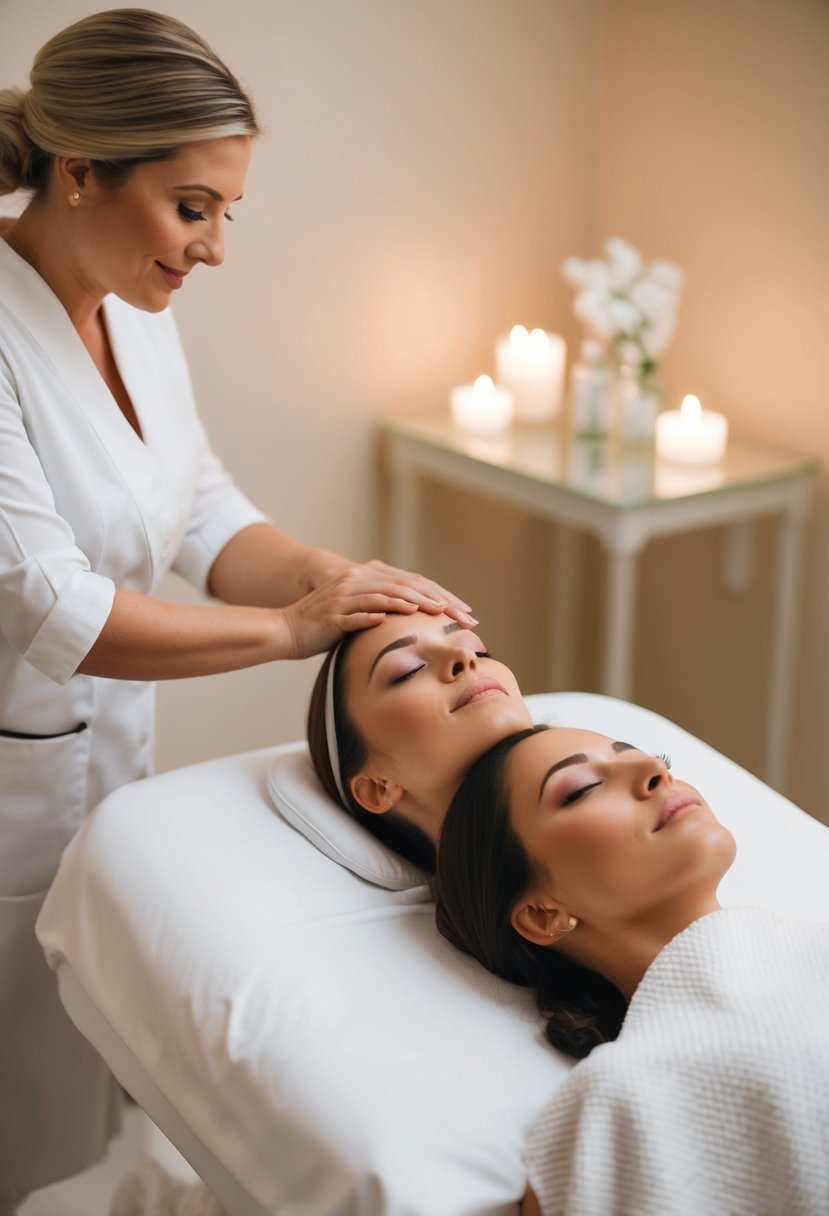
440;642;478;681
186;222;225;268
628;751;670;798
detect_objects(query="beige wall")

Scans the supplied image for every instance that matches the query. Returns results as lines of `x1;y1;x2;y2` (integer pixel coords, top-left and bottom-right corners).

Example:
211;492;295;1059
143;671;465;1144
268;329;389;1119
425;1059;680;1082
0;0;602;762
594;0;829;819
3;1;826;818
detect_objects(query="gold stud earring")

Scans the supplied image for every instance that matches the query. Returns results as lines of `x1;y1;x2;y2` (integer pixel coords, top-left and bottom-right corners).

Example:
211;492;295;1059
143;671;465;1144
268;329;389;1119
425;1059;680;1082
548;915;579;939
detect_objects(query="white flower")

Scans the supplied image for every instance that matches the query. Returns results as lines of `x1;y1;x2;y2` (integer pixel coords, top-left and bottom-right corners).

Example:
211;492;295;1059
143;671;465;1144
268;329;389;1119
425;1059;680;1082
648;259;685;292
603;236;642;288
628;278;674;323
561;256;590;287
608;296;642;334
640;311;677;359
573;287;615;340
561;238;684;363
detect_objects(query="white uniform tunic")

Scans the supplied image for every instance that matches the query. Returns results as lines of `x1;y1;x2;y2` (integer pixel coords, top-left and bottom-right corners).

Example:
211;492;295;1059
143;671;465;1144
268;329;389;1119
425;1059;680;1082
0;238;265;1200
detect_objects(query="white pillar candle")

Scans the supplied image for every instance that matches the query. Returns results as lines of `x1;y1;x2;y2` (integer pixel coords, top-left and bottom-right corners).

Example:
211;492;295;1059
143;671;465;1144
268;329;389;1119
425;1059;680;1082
655;394;729;464
450;373;514;436
495;325;566;423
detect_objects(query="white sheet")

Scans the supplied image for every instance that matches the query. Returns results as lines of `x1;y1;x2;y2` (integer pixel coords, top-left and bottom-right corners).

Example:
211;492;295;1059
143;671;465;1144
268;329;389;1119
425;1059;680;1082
36;693;829;1215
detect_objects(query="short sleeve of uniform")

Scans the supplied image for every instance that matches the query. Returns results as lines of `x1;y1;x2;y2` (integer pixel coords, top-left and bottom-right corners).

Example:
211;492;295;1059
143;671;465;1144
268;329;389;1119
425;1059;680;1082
0;361;115;685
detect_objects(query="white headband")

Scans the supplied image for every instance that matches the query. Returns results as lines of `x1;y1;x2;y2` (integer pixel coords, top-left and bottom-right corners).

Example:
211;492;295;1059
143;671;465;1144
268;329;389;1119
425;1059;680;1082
323;640;349;807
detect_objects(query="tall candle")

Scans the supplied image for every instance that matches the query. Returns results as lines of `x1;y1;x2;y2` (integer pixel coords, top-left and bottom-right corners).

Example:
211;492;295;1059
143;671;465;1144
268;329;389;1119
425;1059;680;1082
495;325;566;423
655;394;729;464
450;374;514;436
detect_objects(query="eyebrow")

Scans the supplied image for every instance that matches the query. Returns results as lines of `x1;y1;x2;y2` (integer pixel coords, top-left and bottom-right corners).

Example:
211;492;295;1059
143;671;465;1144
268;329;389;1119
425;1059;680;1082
175;183;244;203
538;741;637;801
368;621;463;681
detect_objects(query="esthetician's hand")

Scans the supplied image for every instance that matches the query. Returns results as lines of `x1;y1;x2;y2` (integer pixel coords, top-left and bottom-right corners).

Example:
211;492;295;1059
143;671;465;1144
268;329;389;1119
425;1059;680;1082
300;550;476;630
275;562;476;660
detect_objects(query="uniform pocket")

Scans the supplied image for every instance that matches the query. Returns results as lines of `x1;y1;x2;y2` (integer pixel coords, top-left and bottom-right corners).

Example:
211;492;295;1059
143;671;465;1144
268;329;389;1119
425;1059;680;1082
0;724;91;898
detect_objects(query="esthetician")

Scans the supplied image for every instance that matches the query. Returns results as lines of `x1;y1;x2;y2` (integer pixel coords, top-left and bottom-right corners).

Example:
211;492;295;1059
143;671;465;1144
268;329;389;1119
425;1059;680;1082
0;9;472;1205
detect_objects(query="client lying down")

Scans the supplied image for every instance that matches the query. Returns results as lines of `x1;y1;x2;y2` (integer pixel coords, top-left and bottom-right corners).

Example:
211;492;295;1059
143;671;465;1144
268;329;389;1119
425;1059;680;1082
435;725;829;1216
306;609;531;868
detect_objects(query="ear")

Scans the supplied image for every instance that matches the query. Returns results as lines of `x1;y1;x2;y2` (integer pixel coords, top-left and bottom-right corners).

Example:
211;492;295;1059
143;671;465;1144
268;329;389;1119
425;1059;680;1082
511;893;573;948
349;772;405;816
56;157;93;191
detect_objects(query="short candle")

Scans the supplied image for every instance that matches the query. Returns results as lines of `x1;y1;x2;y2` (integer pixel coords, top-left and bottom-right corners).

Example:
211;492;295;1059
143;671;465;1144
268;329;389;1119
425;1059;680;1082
450;374;514;436
656;394;729;464
495;325;566;423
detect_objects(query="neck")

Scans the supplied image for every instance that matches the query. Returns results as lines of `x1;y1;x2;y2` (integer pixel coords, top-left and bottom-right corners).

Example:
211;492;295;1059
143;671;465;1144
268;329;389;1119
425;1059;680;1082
397;790;442;846
3;199;103;332
563;896;723;1001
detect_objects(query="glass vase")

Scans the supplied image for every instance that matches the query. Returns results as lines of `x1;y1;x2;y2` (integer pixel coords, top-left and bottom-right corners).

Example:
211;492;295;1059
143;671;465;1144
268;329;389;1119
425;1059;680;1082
615;360;662;448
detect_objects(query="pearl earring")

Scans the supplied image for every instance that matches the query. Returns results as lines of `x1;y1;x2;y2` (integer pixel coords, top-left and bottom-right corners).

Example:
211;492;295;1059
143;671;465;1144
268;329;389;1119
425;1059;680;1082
548;915;579;939
69;191;81;205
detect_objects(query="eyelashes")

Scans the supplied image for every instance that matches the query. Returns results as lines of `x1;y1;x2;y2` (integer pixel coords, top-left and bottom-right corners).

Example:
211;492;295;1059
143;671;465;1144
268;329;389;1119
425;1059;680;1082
561;782;600;806
178;203;206;223
560;751;672;806
178;203;235;224
389;649;493;686
390;665;424;685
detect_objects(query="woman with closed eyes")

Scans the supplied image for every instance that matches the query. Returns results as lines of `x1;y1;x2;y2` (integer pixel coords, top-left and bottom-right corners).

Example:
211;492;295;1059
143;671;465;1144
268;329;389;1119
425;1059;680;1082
0;10;470;1203
307;610;533;871
434;725;829;1215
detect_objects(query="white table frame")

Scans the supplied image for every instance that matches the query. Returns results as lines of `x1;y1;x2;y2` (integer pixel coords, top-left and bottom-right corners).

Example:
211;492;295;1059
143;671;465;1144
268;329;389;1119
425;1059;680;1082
382;424;816;789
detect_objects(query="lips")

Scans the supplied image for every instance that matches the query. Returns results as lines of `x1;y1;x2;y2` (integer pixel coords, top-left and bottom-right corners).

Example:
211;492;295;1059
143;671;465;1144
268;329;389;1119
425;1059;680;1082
654;792;699;831
157;262;187;287
451;677;507;712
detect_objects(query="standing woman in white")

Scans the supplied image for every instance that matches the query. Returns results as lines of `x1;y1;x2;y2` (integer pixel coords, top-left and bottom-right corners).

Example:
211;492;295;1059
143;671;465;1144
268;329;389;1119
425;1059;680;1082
0;9;472;1207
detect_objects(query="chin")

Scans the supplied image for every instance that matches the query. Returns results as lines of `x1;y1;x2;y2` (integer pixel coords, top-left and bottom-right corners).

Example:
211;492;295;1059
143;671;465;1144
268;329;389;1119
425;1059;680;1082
127;293;173;314
478;699;533;739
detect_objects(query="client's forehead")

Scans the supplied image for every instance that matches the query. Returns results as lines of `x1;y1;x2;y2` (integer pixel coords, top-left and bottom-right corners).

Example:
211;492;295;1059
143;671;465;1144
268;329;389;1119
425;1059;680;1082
349;612;460;670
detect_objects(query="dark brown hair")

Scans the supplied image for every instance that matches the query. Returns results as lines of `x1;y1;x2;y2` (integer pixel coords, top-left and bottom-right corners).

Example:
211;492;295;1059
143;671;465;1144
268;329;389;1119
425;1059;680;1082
306;637;436;873
435;726;627;1059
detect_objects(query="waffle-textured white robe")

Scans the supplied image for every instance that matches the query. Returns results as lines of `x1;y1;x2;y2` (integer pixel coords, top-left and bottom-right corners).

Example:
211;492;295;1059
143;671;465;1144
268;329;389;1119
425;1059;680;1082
525;907;829;1216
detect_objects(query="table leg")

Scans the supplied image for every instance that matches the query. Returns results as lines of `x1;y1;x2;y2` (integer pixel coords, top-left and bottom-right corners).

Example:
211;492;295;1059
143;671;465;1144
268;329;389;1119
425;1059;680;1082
601;547;637;700
765;508;807;790
388;460;418;571
722;520;755;595
549;525;579;690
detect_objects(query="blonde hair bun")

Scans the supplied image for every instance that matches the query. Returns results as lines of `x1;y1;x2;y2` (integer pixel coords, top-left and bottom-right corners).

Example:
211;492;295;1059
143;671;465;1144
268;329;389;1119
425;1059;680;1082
0;8;260;198
0;87;35;195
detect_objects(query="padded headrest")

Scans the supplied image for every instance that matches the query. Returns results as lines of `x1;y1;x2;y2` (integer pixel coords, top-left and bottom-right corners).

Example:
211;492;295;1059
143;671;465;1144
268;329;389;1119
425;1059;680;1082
266;742;429;891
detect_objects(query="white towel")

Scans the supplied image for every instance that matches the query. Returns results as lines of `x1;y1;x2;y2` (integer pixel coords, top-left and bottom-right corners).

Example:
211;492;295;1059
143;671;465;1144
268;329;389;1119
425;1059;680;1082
525;907;829;1216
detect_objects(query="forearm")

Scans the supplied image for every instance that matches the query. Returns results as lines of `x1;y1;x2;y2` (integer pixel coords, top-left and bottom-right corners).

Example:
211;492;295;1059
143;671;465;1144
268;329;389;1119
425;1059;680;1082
77;588;289;680
207;522;348;607
76;559;448;680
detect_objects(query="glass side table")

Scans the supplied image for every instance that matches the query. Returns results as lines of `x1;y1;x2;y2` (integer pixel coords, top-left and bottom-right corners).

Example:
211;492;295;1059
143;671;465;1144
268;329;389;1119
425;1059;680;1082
379;413;818;789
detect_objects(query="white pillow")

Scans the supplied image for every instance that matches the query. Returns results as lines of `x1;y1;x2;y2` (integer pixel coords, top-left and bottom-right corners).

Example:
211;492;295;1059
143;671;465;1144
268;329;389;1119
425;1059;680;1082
266;742;428;891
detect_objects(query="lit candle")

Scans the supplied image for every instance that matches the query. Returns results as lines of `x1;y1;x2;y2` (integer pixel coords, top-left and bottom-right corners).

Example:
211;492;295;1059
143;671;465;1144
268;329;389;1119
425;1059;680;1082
450;373;514;435
495;325;566;423
655;394;729;464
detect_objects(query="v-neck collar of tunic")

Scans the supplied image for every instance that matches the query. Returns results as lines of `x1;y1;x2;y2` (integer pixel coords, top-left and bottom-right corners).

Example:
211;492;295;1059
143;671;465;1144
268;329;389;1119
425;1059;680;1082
0;237;160;473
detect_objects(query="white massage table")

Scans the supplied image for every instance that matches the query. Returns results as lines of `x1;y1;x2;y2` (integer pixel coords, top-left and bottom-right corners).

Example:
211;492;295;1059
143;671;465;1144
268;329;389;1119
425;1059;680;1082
37;693;829;1215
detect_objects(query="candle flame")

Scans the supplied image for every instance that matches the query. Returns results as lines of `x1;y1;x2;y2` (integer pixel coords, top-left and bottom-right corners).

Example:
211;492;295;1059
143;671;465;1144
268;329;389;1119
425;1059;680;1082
473;373;495;396
680;394;702;424
529;327;549;349
509;324;529;347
